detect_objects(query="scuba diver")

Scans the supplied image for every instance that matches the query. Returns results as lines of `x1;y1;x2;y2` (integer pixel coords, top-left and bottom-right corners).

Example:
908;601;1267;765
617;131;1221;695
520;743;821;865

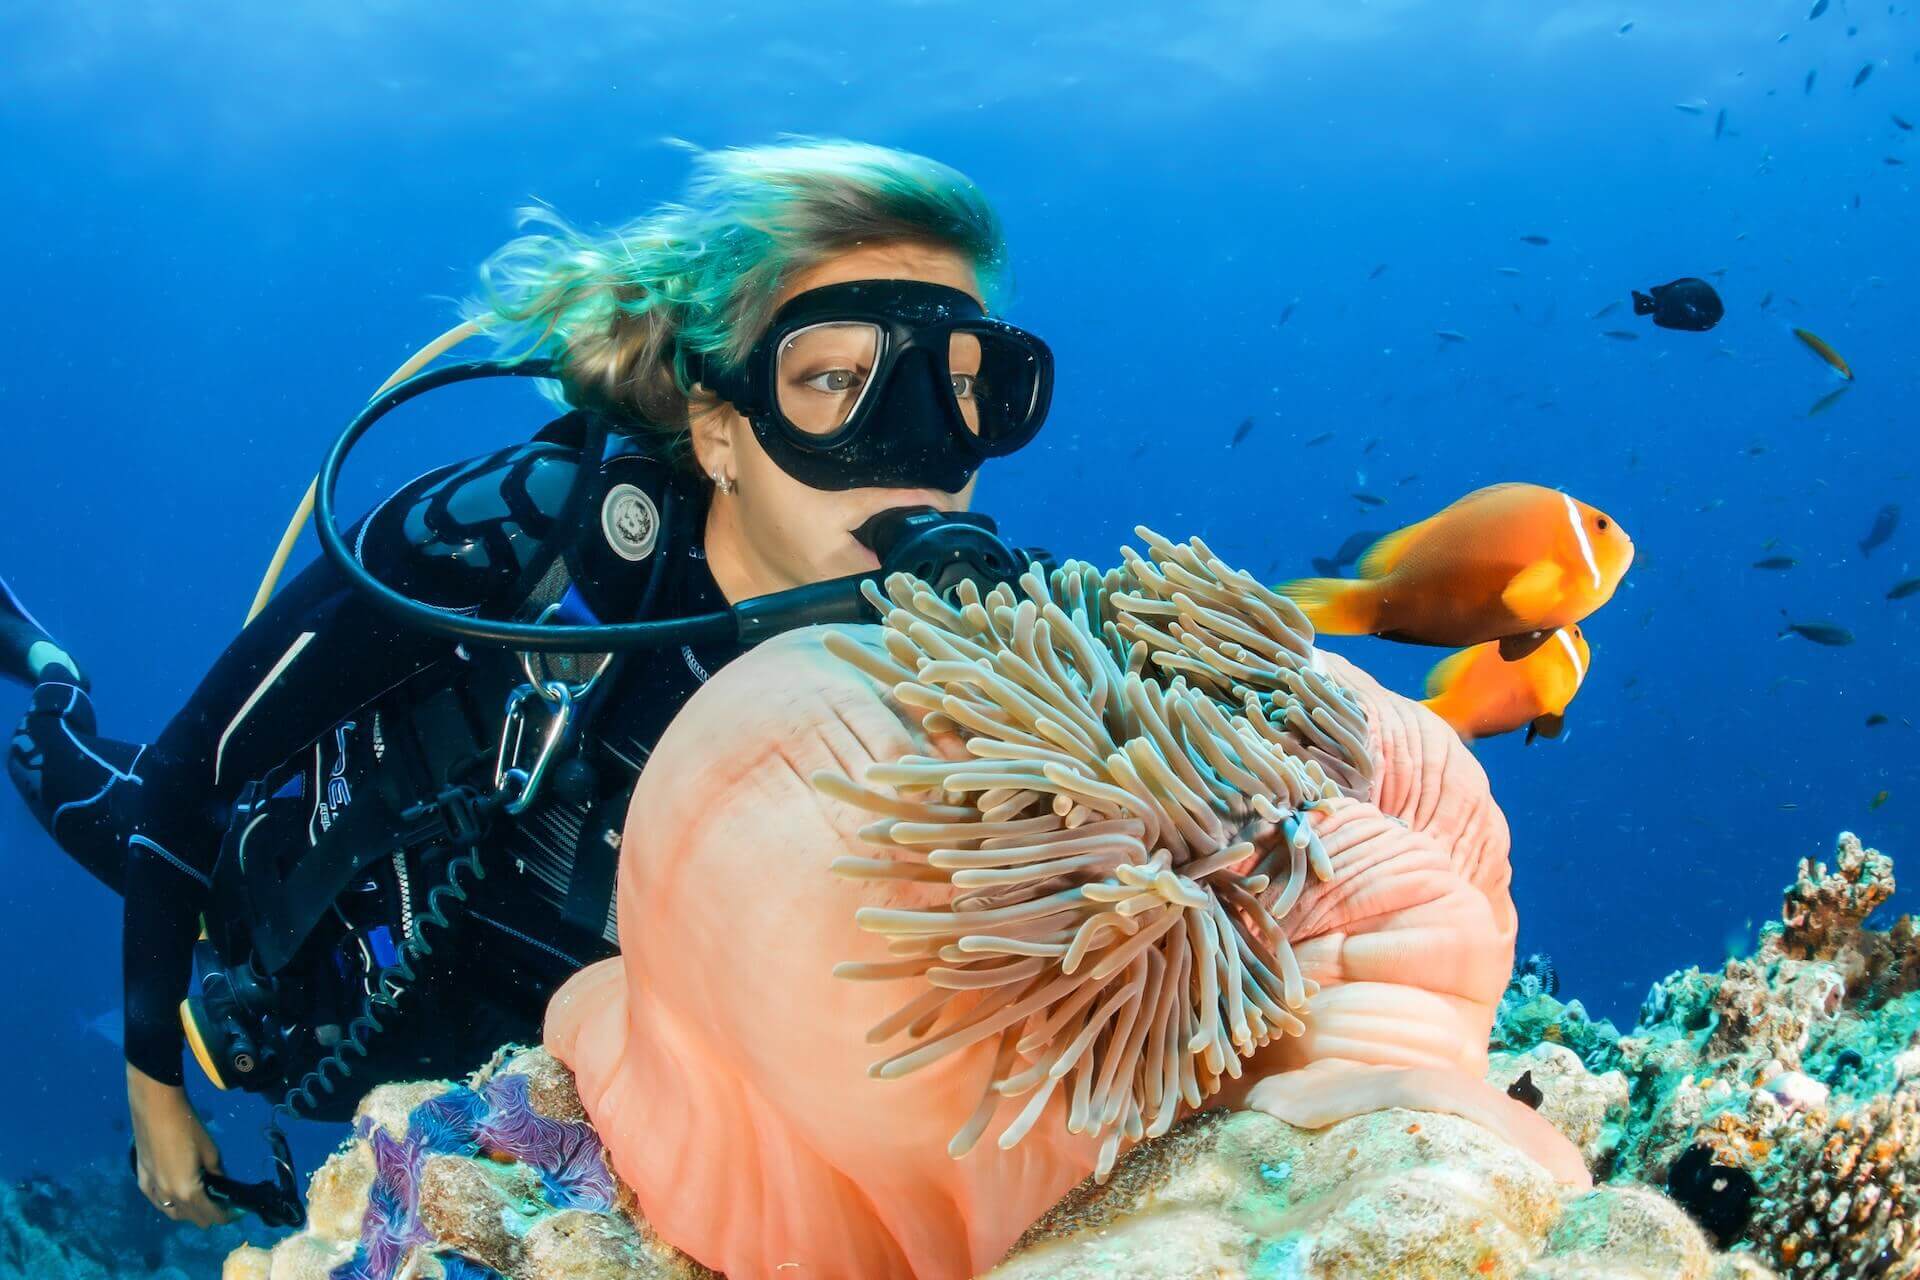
2;138;1054;1229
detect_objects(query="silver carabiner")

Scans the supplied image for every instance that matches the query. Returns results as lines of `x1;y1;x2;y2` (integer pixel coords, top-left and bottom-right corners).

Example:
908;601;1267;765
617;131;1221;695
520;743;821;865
494;679;576;815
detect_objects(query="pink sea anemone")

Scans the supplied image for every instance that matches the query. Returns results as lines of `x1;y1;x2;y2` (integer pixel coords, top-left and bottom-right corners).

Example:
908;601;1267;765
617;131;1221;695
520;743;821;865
546;530;1585;1280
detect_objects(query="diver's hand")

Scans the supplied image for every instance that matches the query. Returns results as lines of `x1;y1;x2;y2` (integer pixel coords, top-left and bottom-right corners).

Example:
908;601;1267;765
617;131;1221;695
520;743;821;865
126;1064;236;1228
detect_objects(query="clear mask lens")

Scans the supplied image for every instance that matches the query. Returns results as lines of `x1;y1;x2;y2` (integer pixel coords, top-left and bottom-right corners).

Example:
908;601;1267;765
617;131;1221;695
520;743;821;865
774;322;1043;444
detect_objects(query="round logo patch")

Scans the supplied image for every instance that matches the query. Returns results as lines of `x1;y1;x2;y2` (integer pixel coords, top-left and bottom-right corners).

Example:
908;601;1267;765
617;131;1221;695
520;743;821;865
601;483;660;562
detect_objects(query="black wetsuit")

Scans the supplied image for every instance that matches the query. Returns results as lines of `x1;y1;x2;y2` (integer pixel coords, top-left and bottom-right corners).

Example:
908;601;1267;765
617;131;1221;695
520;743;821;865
7;411;743;1104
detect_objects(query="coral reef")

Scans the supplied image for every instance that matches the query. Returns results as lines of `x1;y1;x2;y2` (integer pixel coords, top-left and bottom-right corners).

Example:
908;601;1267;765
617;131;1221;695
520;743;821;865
224;1046;712;1280
0;1156;253;1280
990;1105;1761;1280
1497;832;1920;1279
240;831;1920;1279
242;1043;1753;1280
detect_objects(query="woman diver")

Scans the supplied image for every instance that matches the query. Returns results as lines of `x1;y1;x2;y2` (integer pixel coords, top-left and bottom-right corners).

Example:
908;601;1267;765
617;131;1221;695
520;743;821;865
1;138;1053;1228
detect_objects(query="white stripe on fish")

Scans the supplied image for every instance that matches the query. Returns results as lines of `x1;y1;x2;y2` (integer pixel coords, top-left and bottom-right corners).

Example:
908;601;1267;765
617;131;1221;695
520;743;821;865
1561;493;1602;590
1553;627;1588;685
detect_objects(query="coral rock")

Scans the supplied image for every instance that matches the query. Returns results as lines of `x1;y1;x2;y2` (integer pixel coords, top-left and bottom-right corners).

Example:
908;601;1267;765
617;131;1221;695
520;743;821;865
301;1139;376;1248
1777;831;1895;962
416;1153;546;1274
989;1106;1738;1280
1489;1043;1631;1173
230;1047;714;1280
222;1245;271;1280
1544;1184;1714;1278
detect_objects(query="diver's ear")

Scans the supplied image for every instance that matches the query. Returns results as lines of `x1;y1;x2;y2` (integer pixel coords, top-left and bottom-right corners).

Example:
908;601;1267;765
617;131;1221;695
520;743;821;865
686;392;739;480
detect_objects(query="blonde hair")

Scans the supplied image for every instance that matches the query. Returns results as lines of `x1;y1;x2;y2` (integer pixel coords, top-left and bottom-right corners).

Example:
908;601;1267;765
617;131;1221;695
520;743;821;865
468;137;1011;470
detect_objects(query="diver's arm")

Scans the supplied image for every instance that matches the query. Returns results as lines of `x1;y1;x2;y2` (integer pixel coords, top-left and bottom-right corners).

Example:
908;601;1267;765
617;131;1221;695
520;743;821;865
119;436;590;1084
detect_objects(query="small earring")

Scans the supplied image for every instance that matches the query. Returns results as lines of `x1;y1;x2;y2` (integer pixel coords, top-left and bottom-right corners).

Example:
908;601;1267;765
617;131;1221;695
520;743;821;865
712;470;736;495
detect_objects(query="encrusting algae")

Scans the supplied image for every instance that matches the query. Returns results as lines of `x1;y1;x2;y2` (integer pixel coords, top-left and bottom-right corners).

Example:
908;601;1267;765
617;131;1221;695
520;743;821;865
813;527;1375;1178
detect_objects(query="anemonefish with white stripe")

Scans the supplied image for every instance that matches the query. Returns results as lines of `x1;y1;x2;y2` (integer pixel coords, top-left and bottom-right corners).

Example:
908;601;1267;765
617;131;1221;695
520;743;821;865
1421;625;1592;744
1278;483;1633;659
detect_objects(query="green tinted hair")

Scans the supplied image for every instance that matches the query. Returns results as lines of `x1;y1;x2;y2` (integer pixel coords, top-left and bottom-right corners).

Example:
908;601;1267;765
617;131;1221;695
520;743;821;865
466;137;1011;468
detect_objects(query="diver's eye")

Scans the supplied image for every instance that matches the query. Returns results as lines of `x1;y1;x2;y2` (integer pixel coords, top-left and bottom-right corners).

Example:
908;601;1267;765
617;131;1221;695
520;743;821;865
1596;517;1610;530
803;368;864;394
950;372;978;400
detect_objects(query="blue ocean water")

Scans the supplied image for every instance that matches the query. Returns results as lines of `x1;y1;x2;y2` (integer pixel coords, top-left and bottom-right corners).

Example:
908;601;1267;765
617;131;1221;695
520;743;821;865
0;0;1912;1203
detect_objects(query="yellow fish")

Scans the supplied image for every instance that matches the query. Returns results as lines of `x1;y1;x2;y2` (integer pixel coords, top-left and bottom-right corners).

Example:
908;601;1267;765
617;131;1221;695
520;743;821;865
1280;483;1635;658
1421;626;1592;744
1792;327;1854;380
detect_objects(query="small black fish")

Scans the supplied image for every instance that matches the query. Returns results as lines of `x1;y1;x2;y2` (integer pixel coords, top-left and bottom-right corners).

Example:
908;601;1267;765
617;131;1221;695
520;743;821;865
1352;492;1388;507
1590;301;1621;319
1309;528;1382;576
1887;156;1907;166
1602;329;1640;341
1279;300;1298;327
1398;473;1419;486
1520;234;1551;245
1495;266;1523;277
1304;431;1335;447
1633;277;1725;331
1714;107;1728;140
1434;329;1469;343
1506;1070;1544;1109
1890;578;1920;600
1753;556;1797;570
1805;69;1818;95
1809;0;1829;17
1368;263;1389;280
1867;713;1890;727
1746;444;1768;456
1230;417;1254;447
1861;504;1901;557
1855;63;1875;89
1758;290;1774;309
1895;114;1916;131
1330;529;1380;563
1807;386;1852;417
1853;192;1862;208
1618;20;1634;33
1780;617;1856;646
1362;437;1380;455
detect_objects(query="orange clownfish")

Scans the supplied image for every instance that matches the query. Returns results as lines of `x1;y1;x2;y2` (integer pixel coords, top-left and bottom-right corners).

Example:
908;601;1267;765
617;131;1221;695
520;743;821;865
1420;625;1591;744
1279;483;1634;658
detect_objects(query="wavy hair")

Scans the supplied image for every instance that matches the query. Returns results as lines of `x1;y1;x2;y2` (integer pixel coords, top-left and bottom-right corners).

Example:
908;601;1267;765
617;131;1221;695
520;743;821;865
466;137;1011;470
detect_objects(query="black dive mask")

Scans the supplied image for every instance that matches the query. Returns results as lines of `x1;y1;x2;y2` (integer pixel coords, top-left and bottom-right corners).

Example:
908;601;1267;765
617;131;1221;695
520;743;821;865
694;278;1053;492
